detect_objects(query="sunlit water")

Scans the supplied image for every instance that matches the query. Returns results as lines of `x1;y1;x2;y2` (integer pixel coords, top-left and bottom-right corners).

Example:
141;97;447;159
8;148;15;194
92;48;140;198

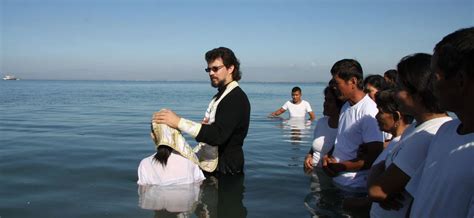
0;80;360;217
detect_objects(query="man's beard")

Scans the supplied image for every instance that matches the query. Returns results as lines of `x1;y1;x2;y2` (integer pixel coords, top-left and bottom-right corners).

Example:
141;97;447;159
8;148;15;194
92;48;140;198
210;78;226;88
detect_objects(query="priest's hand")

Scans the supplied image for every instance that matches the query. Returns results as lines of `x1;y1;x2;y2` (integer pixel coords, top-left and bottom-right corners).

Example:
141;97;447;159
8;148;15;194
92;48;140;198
152;109;181;129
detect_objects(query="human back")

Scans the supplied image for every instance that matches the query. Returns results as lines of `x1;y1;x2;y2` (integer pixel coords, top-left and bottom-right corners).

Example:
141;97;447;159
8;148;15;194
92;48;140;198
137;123;205;186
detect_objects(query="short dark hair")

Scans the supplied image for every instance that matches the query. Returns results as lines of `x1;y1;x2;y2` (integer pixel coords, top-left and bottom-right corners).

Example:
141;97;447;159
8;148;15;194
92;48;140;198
291;86;301;93
205;47;242;81
324;85;345;110
434;27;474;79
330;59;364;90
375;89;414;124
383;69;398;87
364;74;387;91
397;53;444;113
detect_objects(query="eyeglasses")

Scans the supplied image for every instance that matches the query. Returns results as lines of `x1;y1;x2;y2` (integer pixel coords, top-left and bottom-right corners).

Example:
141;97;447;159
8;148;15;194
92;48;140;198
205;65;225;73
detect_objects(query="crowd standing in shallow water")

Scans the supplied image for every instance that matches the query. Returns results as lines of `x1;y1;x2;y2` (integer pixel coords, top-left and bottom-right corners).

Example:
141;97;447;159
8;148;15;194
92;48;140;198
137;27;473;217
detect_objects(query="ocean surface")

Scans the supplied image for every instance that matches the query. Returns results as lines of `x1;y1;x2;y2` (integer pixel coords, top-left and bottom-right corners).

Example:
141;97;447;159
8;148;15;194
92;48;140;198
0;80;357;217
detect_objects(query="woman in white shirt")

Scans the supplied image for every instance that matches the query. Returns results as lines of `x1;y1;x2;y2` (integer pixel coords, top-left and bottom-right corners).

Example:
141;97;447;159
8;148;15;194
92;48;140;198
304;84;345;170
342;89;414;213
367;53;451;217
137;123;205;186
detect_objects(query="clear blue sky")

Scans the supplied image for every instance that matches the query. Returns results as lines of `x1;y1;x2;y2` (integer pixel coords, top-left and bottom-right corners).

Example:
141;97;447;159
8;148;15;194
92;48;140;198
1;0;473;82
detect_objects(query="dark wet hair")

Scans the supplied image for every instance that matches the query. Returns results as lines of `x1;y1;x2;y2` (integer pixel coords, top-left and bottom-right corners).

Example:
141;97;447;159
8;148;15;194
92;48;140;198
292;86;301;93
330;59;364;90
150;123;172;166
324;85;345;110
154;146;173;166
205;47;242;81
434;27;474;79
364;74;388;92
383;69;398;87
375;89;414;124
397;53;444;113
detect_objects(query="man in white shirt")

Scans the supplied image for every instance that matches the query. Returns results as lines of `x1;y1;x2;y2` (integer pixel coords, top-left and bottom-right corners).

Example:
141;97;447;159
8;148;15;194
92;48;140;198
322;59;384;191
407;27;474;217
269;86;315;121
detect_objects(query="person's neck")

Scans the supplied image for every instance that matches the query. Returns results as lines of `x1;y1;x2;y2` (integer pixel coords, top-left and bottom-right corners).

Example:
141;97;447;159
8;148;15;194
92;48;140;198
328;115;339;129
348;89;366;106
392;122;410;137
414;111;447;126
218;80;234;91
293;99;302;104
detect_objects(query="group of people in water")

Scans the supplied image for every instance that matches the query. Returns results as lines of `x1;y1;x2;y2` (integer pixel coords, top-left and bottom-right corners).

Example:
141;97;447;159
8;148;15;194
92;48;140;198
137;27;473;217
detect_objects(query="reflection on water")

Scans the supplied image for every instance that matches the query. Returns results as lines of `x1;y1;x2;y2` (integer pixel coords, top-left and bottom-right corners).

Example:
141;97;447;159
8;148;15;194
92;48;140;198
303;169;369;218
279;118;313;145
304;169;345;217
138;183;202;216
138;174;246;218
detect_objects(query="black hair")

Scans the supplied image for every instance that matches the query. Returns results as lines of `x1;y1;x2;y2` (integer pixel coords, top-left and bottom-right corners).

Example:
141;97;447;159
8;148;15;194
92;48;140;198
434;27;474;79
324;85;345;110
153;146;173;166
375;89;414;124
383;69;398;88
364;74;388;92
205;47;242;81
330;59;364;90
397;53;445;113
150;123;172;166
292;86;301;93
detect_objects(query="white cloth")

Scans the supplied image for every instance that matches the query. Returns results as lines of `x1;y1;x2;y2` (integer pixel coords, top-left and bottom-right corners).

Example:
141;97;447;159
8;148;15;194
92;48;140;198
282;100;313;118
390;117;452;176
332;95;383;189
137;152;205;186
138;182;202;213
311;116;338;167
370;116;452;218
372;135;401;166
408;119;474;218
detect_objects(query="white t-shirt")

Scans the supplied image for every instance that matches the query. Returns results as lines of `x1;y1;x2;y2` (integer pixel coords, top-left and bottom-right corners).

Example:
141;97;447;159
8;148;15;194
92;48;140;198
408;119;474;218
282;100;313;118
332;95;383;189
137;151;205;186
370;116;452;218
311;116;338;167
373;135;401;166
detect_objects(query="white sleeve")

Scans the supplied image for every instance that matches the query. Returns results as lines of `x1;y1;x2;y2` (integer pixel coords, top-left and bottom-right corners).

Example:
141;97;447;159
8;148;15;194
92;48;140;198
361;112;383;143
178;118;202;138
405;158;425;196
305;101;313;112
282;101;290;110
393;134;432;177
137;158;150;185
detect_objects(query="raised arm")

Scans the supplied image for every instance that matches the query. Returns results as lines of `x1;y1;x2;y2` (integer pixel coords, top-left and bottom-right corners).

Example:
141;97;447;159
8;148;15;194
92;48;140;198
269;108;286;117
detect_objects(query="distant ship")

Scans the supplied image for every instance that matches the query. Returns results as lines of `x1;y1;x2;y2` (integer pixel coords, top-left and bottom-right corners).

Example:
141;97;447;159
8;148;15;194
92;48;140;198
3;75;19;80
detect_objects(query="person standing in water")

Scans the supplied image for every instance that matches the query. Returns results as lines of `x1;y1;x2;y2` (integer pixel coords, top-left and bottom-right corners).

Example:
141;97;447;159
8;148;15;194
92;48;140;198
322;59;384;192
153;47;251;176
269;86;316;121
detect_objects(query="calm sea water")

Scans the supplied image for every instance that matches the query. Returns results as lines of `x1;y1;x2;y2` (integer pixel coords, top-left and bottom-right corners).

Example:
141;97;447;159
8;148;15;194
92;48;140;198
1;80;355;217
